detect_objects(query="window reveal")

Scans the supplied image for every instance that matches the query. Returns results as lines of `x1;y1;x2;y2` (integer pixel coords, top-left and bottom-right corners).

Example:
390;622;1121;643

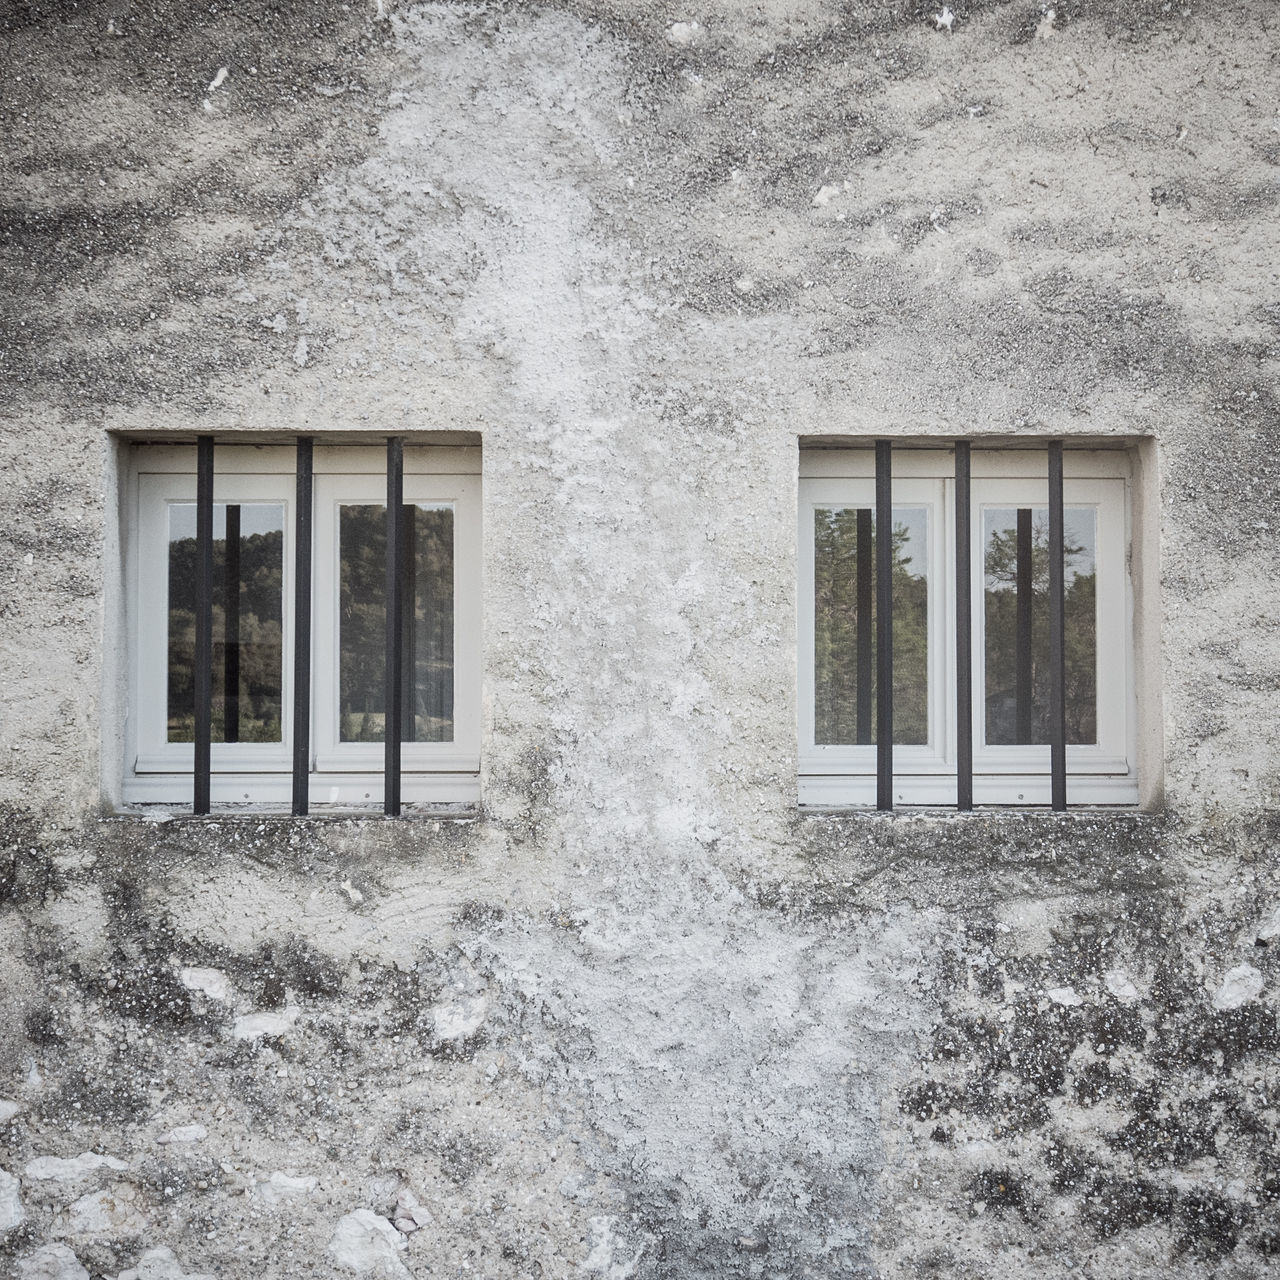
126;440;481;812
798;443;1138;809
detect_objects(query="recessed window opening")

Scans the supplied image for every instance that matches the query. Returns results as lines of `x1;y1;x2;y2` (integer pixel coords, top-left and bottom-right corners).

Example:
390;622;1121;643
121;436;481;815
798;440;1146;810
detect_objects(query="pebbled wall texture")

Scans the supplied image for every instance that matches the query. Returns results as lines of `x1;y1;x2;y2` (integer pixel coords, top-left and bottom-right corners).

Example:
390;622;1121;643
2;1;1279;1277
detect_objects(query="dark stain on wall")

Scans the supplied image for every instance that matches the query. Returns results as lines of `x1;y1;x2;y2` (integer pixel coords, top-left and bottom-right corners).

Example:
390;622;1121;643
0;0;399;411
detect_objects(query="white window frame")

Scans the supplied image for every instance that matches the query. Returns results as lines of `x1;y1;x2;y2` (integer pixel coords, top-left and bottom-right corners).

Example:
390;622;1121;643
798;447;1138;808
122;443;481;809
134;472;295;777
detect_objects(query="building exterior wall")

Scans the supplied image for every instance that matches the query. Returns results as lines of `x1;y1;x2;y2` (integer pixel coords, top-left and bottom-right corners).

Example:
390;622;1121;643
1;2;1278;1276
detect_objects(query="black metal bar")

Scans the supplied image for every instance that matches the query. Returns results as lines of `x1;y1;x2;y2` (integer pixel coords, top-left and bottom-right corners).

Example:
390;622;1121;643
1015;507;1034;744
955;442;973;811
1048;440;1067;809
292;438;314;816
223;504;241;744
400;503;417;744
384;437;404;816
855;506;873;745
193;435;214;814
875;440;893;811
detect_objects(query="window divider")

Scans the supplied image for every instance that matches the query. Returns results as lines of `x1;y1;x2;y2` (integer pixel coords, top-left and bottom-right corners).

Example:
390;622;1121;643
193;435;214;815
292;437;314;816
875;440;893;810
954;442;972;811
1048;439;1067;809
384;436;405;816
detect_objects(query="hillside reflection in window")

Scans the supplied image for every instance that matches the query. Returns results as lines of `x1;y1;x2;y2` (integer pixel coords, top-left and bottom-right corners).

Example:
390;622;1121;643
813;507;929;745
339;504;454;743
167;503;284;743
983;507;1096;745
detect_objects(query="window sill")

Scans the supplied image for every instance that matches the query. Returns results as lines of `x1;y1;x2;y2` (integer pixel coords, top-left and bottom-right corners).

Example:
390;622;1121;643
120;771;480;808
797;804;1150;818
798;774;1139;807
105;803;482;824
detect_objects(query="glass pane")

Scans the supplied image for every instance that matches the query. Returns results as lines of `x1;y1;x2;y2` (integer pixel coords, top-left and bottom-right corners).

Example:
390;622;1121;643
167;503;284;743
339;504;454;744
813;506;928;745
982;507;1097;745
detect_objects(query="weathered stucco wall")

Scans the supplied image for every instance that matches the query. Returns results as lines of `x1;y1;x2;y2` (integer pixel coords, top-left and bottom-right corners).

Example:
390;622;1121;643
2;1;1278;1277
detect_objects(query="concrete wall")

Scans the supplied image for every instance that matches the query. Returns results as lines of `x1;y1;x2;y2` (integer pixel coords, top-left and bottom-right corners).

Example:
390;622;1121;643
1;1;1278;1276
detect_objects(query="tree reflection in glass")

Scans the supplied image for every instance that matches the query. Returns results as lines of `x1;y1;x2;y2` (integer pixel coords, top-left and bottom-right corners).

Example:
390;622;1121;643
814;507;929;745
167;503;284;743
339;504;454;744
983;508;1096;745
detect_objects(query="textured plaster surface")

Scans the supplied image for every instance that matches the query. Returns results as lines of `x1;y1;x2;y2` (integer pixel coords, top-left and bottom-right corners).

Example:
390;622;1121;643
2;0;1279;1276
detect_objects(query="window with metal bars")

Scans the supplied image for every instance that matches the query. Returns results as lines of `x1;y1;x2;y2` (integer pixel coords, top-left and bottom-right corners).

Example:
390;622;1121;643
798;442;1140;809
123;438;481;813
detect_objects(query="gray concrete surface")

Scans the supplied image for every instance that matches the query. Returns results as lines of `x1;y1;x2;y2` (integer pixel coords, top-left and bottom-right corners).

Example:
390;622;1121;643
1;1;1278;1276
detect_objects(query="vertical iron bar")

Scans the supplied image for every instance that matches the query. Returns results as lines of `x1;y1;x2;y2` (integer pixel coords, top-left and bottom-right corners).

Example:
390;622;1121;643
384;437;404;816
400;503;417;744
875;440;893;811
224;504;241;744
955;442;973;811
855;507;873;745
1015;507;1034;744
292;437;314;816
193;435;214;814
1048;440;1067;809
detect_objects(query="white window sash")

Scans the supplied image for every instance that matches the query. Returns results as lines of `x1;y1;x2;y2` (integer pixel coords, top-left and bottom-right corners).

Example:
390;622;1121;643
969;476;1131;772
133;472;295;773
311;472;482;774
798;476;948;771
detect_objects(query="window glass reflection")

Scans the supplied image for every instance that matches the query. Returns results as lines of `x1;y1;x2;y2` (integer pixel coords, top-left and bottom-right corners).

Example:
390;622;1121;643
167;503;284;743
983;507;1097;746
339;504;454;744
814;506;929;745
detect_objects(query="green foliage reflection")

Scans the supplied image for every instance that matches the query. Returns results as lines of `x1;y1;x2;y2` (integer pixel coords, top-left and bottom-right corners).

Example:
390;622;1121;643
814;508;929;745
167;506;283;743
983;509;1097;745
340;504;454;744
